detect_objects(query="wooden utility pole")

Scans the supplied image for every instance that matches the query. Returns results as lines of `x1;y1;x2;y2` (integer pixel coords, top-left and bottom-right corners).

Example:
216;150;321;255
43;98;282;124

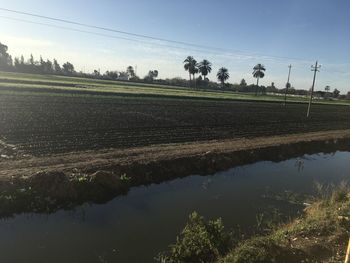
284;64;292;106
306;61;321;118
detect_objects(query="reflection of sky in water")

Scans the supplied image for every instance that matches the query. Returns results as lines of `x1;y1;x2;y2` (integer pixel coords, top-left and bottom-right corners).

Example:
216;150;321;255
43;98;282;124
0;151;349;263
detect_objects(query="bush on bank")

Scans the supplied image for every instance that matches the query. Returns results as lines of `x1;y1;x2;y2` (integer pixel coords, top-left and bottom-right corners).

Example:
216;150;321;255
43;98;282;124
159;183;350;263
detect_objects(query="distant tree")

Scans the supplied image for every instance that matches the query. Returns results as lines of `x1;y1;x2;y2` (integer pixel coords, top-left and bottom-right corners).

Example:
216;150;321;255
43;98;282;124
217;67;229;87
253;63;266;96
183;56;198;88
240;78;247;86
39;56;44;70
20;55;24;65
53;59;61;74
267;82;278;93
129;75;140;81
8;55;13;68
126;66;136;79
29;54;35;65
152;70;158;79
167;77;189;87
24;54;37;73
93;69;100;78
14;57;20;69
104;70;119;80
324;85;331;99
198;59;212;81
144;70;158;82
333;88;340;98
45;59;53;73
118;71;129;80
0;42;13;70
62;62;75;75
37;58;53;74
286;82;291;90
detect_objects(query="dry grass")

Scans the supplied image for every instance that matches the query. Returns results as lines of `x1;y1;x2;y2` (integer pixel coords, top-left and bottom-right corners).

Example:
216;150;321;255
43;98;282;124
220;183;350;263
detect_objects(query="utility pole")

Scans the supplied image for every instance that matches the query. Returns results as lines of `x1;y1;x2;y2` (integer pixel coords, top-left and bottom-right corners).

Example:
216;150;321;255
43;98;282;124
284;64;292;106
306;61;321;118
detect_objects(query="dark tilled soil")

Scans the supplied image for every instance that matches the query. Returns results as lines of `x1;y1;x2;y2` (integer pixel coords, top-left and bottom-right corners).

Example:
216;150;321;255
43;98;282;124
0;93;349;155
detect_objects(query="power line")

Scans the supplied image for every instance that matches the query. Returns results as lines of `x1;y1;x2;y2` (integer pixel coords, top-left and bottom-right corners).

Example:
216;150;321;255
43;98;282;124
0;7;315;63
0;7;228;52
0;15;316;66
0;15;227;55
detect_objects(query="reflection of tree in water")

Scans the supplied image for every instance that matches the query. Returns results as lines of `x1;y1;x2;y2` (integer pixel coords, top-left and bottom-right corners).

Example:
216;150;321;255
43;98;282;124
201;178;212;190
295;158;304;172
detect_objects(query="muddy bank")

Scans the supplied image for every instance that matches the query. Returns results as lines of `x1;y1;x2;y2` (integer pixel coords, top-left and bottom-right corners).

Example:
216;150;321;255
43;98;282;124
0;129;350;217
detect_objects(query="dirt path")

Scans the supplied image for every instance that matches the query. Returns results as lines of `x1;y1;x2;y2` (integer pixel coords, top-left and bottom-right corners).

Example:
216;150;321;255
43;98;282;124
1;129;350;177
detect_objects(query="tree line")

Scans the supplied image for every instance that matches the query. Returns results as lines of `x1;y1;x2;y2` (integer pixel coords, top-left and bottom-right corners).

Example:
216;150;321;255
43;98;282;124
0;41;347;99
183;56;231;88
182;55;346;99
183;55;270;96
0;42;159;83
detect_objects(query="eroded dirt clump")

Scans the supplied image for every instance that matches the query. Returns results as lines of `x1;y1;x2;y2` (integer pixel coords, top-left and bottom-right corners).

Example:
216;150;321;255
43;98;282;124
89;171;121;189
86;170;129;200
27;169;131;203
28;171;74;200
0;169;133;217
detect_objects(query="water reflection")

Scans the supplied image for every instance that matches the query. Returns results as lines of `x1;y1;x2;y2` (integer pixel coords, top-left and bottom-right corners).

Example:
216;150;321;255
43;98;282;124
295;158;304;172
0;151;349;263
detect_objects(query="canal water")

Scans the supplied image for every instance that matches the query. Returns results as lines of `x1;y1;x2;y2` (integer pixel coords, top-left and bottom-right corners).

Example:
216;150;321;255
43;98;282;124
0;151;349;263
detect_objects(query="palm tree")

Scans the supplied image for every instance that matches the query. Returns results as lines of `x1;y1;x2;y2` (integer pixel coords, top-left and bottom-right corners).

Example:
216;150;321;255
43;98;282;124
198;59;212;81
253;64;266;96
324;85;330;99
184;56;198;88
217;67;229;87
192;65;199;89
126;66;135;78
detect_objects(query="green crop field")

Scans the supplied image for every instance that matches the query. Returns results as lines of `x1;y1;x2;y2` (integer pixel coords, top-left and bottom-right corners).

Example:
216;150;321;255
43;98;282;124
0;71;349;105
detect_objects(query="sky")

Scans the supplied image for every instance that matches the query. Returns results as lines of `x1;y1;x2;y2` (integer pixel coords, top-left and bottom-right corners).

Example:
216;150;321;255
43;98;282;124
0;0;349;93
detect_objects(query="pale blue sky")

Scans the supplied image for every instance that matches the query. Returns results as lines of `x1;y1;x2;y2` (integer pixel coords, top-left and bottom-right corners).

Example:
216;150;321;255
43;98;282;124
0;0;349;93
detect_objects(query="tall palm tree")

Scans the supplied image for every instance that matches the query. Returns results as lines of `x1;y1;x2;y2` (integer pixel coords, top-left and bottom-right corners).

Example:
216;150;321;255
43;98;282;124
198;59;212;81
183;56;198;88
217;67;229;87
324;85;330;99
126;66;135;78
253;64;266;96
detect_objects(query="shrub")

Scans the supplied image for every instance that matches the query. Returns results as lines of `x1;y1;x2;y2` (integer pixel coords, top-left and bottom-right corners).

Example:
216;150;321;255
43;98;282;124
331;181;349;203
157;212;231;263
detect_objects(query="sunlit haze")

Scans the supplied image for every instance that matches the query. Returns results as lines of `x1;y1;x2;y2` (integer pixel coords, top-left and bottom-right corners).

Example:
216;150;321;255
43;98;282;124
1;0;349;92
